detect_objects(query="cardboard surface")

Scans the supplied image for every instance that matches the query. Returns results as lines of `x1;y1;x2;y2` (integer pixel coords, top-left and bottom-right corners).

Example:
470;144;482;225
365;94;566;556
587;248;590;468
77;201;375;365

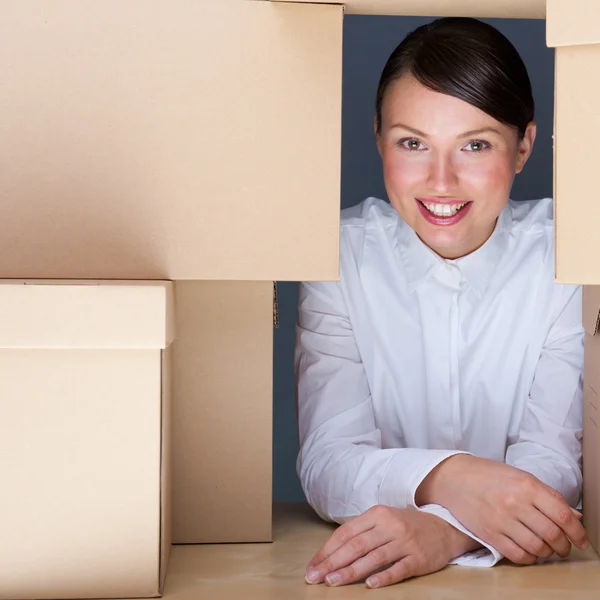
159;503;600;600
172;281;273;543
0;280;175;349
548;3;600;284
547;0;600;47
583;286;600;338
552;42;600;284
160;346;174;592
583;287;600;556
583;336;600;557
0;0;342;281
0;281;173;599
263;0;546;18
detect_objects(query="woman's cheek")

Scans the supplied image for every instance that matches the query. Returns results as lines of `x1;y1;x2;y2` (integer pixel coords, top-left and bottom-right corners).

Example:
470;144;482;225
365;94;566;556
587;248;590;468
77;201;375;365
462;158;513;195
383;153;424;196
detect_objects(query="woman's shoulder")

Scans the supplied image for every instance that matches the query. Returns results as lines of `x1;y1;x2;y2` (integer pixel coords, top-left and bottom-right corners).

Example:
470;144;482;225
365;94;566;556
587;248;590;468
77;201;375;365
340;197;399;230
337;198;400;272
507;197;554;235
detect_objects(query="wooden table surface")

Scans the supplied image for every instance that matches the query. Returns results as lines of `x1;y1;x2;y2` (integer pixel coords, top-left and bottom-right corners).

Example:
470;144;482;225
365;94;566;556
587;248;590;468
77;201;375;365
162;502;600;599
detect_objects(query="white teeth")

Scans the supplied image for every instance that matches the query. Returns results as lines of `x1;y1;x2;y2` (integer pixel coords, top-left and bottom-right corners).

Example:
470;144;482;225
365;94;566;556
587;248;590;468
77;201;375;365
423;202;466;217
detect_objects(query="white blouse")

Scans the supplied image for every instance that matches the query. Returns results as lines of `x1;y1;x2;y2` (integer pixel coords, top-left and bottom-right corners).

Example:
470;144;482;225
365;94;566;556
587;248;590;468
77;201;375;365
295;197;583;567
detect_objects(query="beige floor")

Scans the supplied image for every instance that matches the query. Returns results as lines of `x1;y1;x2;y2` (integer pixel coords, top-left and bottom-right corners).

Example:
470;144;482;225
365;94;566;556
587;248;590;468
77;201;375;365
163;502;600;600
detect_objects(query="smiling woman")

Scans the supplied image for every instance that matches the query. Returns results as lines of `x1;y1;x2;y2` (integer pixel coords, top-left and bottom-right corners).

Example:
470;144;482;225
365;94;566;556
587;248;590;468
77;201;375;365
294;17;589;590
374;17;536;260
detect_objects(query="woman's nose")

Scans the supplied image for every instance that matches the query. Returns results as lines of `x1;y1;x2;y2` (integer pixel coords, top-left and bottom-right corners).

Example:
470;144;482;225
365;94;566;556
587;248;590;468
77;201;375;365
427;154;458;193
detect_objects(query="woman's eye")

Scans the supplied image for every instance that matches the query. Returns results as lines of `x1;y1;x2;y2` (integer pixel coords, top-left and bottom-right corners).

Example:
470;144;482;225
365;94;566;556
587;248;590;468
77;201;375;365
400;138;426;151
464;140;489;152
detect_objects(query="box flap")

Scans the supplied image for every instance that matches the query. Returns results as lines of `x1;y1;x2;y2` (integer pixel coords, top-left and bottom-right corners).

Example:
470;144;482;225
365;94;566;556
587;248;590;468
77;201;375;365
0;280;175;349
583;286;600;337
262;0;545;18
547;0;600;48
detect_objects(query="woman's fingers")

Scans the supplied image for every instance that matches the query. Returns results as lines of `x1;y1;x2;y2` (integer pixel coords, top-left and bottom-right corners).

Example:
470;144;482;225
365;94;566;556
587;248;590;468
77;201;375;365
306;513;375;570
306;528;391;584
493;534;538;565
322;541;397;587
365;555;431;589
519;507;571;557
503;520;555;559
534;491;591;551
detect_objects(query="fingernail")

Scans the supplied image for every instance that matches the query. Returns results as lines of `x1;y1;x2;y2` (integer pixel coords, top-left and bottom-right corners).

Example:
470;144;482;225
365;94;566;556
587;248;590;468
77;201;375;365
305;568;320;584
582;539;591;550
366;576;379;589
326;573;341;586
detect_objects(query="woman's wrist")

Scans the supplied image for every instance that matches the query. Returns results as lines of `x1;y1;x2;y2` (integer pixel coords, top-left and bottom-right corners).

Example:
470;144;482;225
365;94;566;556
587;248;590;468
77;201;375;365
444;522;484;558
415;454;468;507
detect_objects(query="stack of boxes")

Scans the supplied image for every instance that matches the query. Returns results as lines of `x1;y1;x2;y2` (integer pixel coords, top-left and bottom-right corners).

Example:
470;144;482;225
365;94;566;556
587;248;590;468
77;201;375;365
0;0;598;597
0;1;341;597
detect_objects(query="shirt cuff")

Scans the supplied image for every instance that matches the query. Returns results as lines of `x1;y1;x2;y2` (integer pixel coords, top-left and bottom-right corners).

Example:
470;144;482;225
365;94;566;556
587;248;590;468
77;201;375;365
378;449;472;509
418;504;504;567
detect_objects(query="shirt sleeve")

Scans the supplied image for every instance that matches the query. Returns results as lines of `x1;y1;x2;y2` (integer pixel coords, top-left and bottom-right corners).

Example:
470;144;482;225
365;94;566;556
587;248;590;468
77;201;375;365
295;279;499;566
505;284;584;508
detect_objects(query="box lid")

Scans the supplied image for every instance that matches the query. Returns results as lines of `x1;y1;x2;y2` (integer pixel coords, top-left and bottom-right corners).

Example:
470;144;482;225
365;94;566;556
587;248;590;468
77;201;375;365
547;0;600;48
583;286;600;337
0;280;175;349
262;0;545;18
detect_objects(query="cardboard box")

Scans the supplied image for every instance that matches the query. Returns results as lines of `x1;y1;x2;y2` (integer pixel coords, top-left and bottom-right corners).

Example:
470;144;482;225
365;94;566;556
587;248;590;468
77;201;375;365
547;0;600;284
0;0;341;281
172;281;273;543
583;286;600;554
0;280;174;599
263;0;546;18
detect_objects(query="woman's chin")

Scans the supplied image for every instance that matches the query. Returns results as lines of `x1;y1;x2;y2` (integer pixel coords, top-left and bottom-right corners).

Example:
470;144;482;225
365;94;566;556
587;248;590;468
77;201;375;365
416;228;471;259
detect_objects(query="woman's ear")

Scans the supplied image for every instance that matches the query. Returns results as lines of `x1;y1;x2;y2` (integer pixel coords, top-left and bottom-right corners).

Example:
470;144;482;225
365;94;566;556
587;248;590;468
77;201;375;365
515;121;537;174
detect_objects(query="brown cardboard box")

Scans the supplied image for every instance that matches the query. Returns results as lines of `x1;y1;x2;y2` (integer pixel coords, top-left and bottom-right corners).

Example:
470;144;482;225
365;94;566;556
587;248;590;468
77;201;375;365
262;0;546;18
0;280;174;599
172;281;274;543
547;0;600;284
0;0;341;281
583;287;600;555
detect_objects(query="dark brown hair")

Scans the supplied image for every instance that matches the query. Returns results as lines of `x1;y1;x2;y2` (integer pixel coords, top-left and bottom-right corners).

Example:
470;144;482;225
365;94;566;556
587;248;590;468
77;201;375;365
375;17;534;138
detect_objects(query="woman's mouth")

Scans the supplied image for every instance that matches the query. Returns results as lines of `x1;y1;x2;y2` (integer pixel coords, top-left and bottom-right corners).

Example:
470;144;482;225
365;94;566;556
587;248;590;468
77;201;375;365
416;198;472;226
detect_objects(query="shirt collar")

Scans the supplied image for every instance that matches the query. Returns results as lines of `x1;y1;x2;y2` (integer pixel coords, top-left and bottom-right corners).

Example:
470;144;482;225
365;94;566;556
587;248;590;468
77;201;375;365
397;203;512;297
397;218;444;293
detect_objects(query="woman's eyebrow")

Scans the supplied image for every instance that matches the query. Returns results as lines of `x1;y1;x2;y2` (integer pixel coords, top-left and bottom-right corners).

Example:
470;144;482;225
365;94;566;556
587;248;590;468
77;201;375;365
389;123;429;138
389;124;502;139
459;127;502;138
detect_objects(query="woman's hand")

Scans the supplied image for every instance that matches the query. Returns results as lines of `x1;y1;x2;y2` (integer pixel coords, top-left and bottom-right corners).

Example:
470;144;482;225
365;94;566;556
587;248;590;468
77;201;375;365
416;454;590;564
304;505;475;589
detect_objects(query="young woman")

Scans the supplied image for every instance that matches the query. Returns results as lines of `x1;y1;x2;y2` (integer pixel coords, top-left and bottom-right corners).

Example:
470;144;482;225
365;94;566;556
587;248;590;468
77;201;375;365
295;17;590;590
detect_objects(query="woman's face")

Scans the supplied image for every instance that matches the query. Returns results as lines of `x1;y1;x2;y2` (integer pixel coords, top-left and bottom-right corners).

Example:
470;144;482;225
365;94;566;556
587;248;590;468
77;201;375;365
376;75;536;259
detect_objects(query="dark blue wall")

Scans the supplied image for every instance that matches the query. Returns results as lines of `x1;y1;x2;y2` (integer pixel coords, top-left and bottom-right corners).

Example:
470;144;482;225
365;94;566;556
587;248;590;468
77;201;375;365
273;15;555;502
